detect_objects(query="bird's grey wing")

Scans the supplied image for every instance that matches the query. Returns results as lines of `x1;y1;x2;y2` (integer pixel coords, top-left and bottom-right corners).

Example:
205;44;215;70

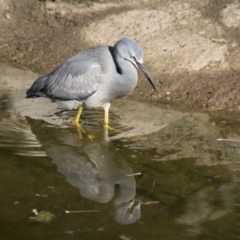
44;52;106;100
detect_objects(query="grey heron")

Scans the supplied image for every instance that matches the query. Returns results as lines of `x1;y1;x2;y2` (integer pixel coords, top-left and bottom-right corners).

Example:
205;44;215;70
26;37;158;126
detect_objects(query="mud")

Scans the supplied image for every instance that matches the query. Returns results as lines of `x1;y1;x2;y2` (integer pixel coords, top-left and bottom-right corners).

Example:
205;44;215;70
0;0;240;117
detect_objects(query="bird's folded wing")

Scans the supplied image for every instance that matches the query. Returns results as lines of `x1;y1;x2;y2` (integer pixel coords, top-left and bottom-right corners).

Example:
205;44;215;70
45;61;104;100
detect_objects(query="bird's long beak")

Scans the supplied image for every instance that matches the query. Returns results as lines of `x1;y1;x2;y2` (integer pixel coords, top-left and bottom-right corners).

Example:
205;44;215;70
136;61;158;92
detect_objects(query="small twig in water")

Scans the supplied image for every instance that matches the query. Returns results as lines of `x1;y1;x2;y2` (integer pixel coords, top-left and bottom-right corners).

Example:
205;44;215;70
143;201;160;205
65;210;101;214
217;138;240;142
126;173;142;177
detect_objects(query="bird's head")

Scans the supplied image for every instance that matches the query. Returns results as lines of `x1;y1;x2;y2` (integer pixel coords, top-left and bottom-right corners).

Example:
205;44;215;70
114;37;143;68
114;37;158;91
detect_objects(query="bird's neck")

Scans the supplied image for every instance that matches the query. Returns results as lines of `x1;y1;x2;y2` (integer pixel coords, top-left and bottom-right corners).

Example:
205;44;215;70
114;54;138;92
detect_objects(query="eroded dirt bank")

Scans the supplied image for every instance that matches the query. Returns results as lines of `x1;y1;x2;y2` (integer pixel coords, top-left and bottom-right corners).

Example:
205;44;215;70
0;0;240;117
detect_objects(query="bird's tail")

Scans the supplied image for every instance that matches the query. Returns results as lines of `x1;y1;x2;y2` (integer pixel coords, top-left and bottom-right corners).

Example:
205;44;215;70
26;75;48;98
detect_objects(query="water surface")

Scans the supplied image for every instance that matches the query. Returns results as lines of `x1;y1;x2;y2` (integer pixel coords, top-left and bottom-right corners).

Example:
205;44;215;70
1;61;240;239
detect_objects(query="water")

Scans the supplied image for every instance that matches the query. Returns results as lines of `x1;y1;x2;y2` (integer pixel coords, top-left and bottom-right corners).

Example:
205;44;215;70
1;61;240;239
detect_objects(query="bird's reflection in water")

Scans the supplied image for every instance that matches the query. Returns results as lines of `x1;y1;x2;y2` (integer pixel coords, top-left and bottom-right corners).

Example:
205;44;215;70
44;129;141;224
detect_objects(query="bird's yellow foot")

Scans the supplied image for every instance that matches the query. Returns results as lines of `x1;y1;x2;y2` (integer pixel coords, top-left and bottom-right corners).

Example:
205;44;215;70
103;124;123;133
73;121;95;142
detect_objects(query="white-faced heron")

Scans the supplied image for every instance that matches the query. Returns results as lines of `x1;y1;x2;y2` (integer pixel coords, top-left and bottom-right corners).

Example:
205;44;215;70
26;37;158;126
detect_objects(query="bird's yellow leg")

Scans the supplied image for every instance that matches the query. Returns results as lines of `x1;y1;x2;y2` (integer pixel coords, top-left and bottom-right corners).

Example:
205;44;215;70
72;106;95;141
104;108;109;126
73;106;83;125
103;103;122;133
75;121;83;140
103;103;110;128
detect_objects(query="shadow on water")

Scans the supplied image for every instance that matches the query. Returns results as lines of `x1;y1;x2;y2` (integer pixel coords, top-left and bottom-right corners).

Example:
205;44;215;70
2;61;240;239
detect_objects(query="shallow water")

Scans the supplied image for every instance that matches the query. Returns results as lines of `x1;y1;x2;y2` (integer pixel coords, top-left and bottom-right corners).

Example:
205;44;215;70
1;61;240;239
